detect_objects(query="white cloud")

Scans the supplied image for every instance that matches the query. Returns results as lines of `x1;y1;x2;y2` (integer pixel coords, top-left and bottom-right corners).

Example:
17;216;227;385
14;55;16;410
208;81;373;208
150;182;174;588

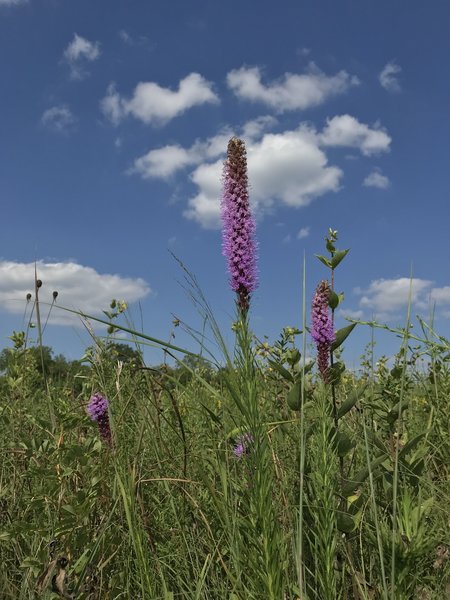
355;278;433;316
227;64;359;112
0;260;150;325
132;113;391;229
100;83;123;126
131;116;276;180
101;73;219;126
430;287;450;305
133;145;195;179
0;0;27;5
119;30;132;44
363;169;390;189
379;61;402;93
430;287;450;318
297;227;310;239
118;29;150;47
320;115;391;156
63;34;101;80
41;105;76;133
184;127;342;228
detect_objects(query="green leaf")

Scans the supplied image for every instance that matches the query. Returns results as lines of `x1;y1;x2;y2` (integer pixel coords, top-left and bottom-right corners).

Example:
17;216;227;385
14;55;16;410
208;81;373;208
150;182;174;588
390;366;403;379
328;361;345;384
399;432;428;460
329;291;340;310
267;360;295;383
315;254;332;268
20;557;41;569
62;504;77;515
342;454;386;497
331;248;349;269
337;385;367;419
337;512;355;533
287;381;302;411
336;431;355;457
331;323;356;352
387;400;409;423
286;348;301;367
200;403;222;426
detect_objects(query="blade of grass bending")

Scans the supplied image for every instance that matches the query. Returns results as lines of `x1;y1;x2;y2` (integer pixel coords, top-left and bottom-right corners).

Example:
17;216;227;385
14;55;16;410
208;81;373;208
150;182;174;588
52;303;198;356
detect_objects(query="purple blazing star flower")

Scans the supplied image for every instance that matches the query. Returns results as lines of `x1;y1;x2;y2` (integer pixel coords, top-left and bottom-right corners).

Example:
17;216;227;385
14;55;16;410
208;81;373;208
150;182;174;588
311;280;335;383
87;393;112;446
233;432;254;458
221;137;258;314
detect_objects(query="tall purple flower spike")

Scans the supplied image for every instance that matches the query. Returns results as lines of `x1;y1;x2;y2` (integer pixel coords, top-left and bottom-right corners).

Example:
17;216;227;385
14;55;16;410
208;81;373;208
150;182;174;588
221;137;258;314
87;393;112;446
311;281;335;383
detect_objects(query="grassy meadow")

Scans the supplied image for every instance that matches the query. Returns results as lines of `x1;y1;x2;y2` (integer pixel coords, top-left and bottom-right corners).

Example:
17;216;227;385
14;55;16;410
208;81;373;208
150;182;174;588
1;242;449;600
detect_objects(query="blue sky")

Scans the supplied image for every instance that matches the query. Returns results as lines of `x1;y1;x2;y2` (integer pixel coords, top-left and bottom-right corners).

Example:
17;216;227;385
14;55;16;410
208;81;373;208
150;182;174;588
1;0;449;366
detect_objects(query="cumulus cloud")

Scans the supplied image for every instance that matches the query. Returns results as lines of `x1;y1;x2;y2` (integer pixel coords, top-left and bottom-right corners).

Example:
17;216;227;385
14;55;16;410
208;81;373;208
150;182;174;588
297;227;310;239
63;33;101;80
101;73;219;126
41;105;76;133
363;169;390;189
320;115;391;156
132;113;391;229
132;116;276;179
429;287;450;304
184;127;342;228
355;278;433;317
227;64;359;112
0;260;150;325
379;61;402;93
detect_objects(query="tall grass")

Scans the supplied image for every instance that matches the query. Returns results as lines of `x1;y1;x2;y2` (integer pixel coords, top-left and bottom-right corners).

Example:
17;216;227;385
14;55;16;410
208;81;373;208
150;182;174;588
1;260;449;598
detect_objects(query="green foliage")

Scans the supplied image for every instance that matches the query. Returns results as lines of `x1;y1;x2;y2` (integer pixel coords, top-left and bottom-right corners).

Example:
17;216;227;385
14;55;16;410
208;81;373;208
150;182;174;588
0;236;449;599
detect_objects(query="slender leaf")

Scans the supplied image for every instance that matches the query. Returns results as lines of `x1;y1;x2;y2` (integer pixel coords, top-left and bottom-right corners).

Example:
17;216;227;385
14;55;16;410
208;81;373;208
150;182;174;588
331;323;356;352
315;254;332;268
331;249;349;269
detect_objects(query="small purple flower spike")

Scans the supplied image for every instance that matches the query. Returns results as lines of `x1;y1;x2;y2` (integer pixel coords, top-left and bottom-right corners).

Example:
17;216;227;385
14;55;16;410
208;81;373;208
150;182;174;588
311;281;335;383
233;432;254;458
221;137;258;314
87;393;112;445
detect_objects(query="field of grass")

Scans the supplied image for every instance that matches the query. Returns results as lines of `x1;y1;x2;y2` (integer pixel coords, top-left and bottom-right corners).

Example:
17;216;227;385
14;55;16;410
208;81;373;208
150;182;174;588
1;249;449;600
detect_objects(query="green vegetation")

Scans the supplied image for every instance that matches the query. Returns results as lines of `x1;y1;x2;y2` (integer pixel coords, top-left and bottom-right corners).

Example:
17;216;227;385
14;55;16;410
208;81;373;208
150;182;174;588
0;237;449;599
